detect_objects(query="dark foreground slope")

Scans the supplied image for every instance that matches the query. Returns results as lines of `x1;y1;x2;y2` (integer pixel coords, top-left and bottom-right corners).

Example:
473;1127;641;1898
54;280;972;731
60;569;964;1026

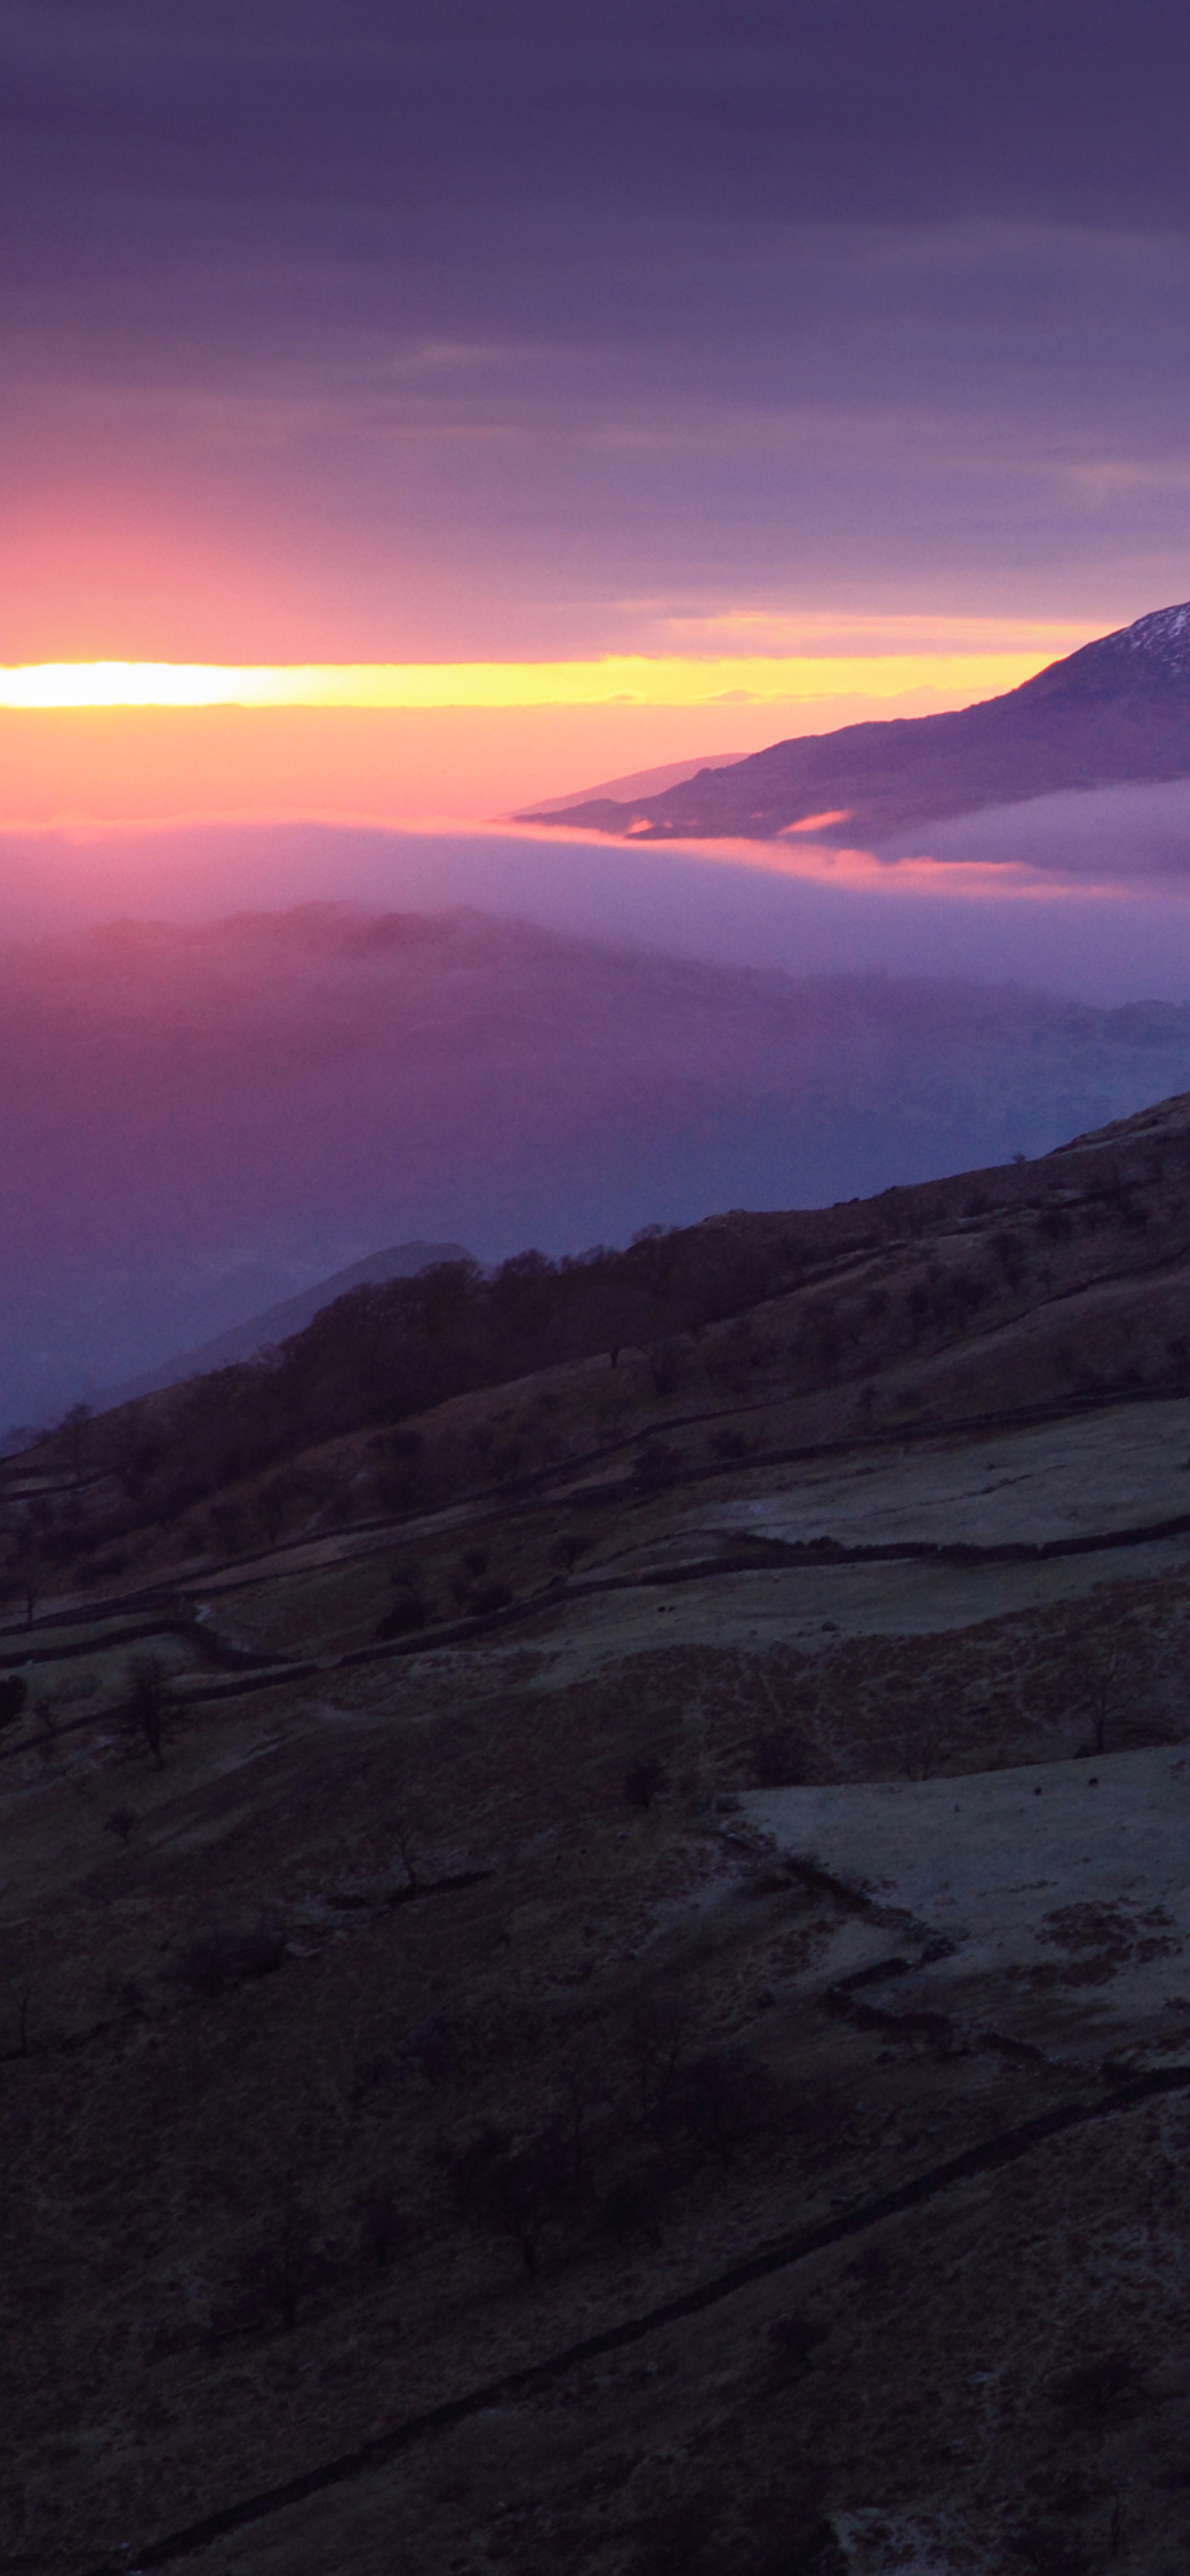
8;1096;1190;2573
529;598;1190;842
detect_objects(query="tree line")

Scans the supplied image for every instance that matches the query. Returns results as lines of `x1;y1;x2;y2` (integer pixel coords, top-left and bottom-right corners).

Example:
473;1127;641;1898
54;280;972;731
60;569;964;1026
74;1224;812;1531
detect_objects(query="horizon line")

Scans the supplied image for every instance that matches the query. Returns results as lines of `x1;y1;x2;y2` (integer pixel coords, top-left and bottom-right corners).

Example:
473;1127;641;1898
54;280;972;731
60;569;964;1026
0;648;1078;712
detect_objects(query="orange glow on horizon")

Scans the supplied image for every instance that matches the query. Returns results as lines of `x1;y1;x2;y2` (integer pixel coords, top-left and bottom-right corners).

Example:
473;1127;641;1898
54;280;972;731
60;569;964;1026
0;648;1060;711
0;623;1107;835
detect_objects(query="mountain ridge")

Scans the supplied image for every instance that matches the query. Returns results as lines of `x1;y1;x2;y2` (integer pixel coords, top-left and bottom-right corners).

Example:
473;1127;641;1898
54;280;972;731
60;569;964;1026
522;598;1190;843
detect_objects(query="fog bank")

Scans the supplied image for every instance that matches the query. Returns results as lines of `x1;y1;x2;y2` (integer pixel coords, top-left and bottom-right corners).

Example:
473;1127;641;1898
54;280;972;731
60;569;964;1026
4;793;1190;1003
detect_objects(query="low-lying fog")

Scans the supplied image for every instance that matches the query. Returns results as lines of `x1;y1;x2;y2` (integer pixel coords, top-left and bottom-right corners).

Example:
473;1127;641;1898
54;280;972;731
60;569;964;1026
4;893;1190;1430
5;785;1190;1428
4;778;1190;1003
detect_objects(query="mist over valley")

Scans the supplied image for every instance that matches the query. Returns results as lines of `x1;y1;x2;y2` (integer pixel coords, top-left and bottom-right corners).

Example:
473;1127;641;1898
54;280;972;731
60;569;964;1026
11;901;1190;1427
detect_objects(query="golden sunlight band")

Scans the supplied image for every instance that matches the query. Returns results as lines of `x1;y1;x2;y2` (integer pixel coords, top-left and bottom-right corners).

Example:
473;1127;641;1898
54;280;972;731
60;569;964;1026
0;648;1075;712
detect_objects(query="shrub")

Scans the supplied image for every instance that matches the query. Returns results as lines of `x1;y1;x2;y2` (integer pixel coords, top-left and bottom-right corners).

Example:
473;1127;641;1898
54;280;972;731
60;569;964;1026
469;1579;513;1616
233;2203;329;2333
0;1674;27;1729
633;1440;681;1492
352;2048;403;2110
452;2118;582;2276
377;1561;430;1637
749;1726;814;1787
124;1651;171;1769
991;1229;1028;1285
207;1498;243;1554
1052;2347;1147;2416
672;2048;789;2165
601;2161;672;2244
625;1754;669;1810
369;1427;431;1512
355;2185;411;2272
172;1923;286;2000
377;1587;429;1639
402;2011;463;2082
766;2312;829;2377
633;2496;721;2576
648;1339;685;1397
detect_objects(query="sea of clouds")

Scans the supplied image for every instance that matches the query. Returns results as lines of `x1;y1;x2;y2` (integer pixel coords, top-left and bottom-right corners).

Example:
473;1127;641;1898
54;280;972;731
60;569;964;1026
4;780;1190;1002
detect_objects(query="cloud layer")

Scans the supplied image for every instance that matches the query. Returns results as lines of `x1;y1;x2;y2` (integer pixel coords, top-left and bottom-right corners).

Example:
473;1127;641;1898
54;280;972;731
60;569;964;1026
6;5;1190;664
5;802;1190;1001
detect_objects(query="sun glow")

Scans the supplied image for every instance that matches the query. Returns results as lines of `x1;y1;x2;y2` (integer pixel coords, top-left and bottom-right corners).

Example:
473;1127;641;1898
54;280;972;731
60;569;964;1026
0;650;1056;711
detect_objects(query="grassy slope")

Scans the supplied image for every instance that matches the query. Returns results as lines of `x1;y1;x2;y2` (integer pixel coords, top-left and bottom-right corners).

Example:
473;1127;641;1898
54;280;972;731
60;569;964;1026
6;1099;1190;2573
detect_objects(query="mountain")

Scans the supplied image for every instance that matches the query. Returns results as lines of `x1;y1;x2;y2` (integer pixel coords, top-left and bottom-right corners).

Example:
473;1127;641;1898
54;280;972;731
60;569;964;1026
96;1239;472;1405
11;901;1190;1425
524;748;746;813
522;599;1190;841
10;1091;1190;2573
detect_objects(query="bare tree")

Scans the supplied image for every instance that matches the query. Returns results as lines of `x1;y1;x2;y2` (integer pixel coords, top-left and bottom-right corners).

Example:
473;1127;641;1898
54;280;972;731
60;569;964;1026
33;1693;60;1768
0;1674;27;1731
890;1701;954;1782
355;2185;411;2273
243;2201;323;2331
626;1986;698;2141
124;1653;171;1770
765;2312;830;2380
625;1754;669;1810
6;1511;51;1627
390;1804;426;1892
1;1986;32;2058
453;2118;580;2278
1068;1618;1150;1758
673;2046;789;2166
59;1402;93;1486
1052;2346;1147;2417
879;1666;956;1780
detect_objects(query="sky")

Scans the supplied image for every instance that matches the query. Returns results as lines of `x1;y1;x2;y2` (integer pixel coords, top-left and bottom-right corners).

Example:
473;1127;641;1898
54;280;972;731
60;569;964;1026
5;1;1190;836
11;8;1190;1413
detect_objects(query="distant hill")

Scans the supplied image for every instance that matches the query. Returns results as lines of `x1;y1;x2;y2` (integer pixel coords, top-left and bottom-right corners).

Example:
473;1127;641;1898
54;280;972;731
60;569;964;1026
10;903;1190;1427
96;1240;472;1405
522;600;1190;842
523;750;745;814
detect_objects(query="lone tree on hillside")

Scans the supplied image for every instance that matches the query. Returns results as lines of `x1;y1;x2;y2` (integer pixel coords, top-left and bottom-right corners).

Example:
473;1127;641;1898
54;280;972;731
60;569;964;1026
4;1510;53;1626
240;2201;325;2332
1067;1615;1151;1758
452;2119;581;2277
59;1401;93;1485
625;1753;669;1810
887;1685;954;1782
124;1652;172;1770
0;1674;27;1732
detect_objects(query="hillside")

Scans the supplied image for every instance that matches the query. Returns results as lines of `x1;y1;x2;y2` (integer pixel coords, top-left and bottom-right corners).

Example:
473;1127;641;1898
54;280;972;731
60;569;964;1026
8;1096;1190;2571
98;1240;472;1407
527;598;1190;842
